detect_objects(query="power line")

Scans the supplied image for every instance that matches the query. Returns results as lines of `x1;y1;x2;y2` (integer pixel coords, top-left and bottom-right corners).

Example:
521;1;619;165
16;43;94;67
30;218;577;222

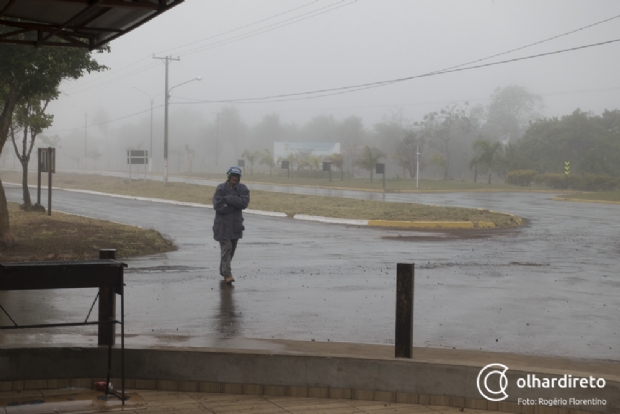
153;0;320;56
61;1;340;95
46;83;620;135
177;1;357;58
45;105;164;134
436;12;620;74
171;37;620;104
63;62;161;95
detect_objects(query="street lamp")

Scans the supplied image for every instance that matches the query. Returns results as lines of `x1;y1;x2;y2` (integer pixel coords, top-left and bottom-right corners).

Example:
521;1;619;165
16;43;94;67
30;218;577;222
163;76;202;184
132;87;154;172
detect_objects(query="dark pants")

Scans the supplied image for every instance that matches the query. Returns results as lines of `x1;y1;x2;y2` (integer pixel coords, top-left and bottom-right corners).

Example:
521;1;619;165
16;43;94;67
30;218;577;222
219;239;238;277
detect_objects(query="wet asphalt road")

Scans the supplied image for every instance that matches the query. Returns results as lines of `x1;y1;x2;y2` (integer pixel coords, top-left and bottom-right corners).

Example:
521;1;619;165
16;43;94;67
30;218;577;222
0;182;618;361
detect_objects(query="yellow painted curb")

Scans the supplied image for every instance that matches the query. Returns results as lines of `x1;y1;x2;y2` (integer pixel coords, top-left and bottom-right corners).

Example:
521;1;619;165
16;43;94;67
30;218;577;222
553;196;620;205
367;220;474;229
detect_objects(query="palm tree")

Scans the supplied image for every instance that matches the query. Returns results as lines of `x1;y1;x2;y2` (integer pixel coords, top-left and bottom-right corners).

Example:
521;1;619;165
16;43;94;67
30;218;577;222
471;139;502;184
354;146;384;183
325;153;344;181
241;149;259;175
258;149;276;175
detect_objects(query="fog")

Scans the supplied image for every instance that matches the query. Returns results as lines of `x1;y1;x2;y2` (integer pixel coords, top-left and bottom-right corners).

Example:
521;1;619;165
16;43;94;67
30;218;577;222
29;0;620;175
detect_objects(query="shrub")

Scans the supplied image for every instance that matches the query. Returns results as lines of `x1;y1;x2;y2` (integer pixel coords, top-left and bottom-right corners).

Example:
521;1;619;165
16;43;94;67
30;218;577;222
535;173;567;189
536;173;619;191
570;174;619;191
505;170;538;186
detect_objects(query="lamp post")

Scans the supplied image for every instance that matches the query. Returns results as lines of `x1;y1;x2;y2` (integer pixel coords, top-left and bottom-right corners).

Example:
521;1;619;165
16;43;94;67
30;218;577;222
132;87;154;172
163;76;202;184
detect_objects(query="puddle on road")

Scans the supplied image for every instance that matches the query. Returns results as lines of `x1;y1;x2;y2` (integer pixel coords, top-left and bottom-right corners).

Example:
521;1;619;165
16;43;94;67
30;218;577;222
125;265;204;274
419;261;550;269
381;226;524;242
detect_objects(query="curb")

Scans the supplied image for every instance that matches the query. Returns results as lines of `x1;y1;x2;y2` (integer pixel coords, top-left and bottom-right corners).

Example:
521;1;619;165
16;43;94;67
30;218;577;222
552;196;620;205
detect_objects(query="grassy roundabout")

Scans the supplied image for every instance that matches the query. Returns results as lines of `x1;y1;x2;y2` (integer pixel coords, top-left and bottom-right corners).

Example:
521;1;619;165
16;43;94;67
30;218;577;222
1;171;523;228
0;201;176;262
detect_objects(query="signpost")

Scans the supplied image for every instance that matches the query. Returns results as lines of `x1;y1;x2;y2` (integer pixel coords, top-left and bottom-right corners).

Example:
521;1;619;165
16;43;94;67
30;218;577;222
37;147;55;216
323;161;332;182
281;160;290;179
565;161;570;189
376;163;386;189
127;150;148;181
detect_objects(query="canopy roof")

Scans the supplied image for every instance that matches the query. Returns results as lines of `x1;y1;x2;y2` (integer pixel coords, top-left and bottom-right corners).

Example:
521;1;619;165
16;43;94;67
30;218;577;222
0;0;183;50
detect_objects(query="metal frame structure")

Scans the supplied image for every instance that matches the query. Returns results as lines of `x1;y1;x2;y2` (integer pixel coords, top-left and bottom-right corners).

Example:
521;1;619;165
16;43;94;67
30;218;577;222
0;0;183;50
0;259;127;403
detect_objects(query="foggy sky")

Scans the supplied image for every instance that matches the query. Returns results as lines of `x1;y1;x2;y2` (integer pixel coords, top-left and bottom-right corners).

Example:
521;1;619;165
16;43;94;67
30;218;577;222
46;0;620;145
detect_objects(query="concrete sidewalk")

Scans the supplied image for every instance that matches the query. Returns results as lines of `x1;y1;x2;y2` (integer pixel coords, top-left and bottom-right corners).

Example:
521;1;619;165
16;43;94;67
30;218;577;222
0;387;488;414
1;339;618;414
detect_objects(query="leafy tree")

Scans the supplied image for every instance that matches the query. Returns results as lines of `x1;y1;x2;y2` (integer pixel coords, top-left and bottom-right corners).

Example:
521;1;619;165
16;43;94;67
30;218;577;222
512;109;620;176
10;94;54;209
339;116;364;173
39;134;62;148
354;146;384;183
325;153;344;181
0;43;106;245
301;114;339;142
87;148;104;170
306;154;322;179
418;103;474;180
258;149;276;175
241;149;259;175
485;85;544;142
218;107;248;161
394;130;424;179
253;114;285;150
470;139;502;184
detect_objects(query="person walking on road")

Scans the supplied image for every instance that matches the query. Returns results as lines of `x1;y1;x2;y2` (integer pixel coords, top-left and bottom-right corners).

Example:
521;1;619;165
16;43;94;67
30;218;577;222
212;166;250;283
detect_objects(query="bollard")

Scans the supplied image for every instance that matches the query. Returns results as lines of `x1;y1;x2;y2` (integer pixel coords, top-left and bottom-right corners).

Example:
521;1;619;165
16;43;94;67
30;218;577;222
98;249;117;346
395;263;414;358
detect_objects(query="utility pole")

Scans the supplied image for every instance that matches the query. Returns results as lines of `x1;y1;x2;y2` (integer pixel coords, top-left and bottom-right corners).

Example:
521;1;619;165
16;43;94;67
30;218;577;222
153;55;180;185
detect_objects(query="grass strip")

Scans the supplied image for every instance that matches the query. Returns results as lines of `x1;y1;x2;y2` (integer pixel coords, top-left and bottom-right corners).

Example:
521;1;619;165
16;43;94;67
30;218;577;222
1;171;522;228
1;201;176;262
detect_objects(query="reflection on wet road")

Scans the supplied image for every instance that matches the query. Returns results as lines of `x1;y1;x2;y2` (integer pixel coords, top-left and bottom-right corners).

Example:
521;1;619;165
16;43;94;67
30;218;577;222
1;181;618;361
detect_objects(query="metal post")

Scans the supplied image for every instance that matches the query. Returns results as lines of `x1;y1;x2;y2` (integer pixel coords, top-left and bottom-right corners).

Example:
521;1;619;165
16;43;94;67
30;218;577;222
149;99;153;172
163;57;170;185
416;144;419;189
395;263;414;358
37;148;41;206
84;113;87;170
98;249;117;346
383;171;386;189
47;149;53;216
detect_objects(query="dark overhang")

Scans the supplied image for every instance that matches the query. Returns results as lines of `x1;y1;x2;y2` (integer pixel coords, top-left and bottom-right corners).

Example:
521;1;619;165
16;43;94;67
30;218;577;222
0;0;183;50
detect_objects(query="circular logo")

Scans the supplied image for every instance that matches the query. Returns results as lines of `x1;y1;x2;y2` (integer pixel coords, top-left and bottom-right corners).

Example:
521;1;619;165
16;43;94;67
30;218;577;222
477;363;509;401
